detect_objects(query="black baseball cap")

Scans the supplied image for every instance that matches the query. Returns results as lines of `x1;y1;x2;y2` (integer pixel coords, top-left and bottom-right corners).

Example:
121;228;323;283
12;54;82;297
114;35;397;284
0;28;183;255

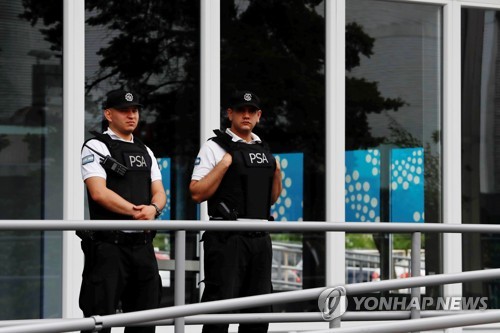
229;90;261;110
103;89;143;109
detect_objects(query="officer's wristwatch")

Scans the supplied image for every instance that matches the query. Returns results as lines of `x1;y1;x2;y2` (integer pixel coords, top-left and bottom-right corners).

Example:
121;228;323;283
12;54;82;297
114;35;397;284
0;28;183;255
151;203;162;218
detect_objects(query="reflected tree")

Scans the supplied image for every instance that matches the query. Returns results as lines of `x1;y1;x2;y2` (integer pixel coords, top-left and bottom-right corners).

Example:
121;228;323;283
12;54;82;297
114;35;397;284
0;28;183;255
19;0;62;55
220;0;326;305
346;22;406;150
221;0;325;165
84;1;200;159
21;0;200;157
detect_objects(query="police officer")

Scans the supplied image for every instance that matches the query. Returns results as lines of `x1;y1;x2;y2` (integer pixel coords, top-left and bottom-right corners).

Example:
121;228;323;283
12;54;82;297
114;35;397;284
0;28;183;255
190;90;282;333
80;89;166;333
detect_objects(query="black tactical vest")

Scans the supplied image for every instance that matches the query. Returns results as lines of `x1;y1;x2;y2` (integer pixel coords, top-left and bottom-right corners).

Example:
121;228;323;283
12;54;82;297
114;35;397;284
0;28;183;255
84;132;152;220
208;130;276;219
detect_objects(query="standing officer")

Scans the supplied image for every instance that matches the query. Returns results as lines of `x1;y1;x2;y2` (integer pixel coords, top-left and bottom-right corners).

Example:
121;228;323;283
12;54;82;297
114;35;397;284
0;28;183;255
80;89;166;333
190;90;282;333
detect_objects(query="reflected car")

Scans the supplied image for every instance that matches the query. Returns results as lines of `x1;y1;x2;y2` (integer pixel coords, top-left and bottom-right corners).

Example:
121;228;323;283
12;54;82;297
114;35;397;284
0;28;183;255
346;266;380;284
155;250;171;288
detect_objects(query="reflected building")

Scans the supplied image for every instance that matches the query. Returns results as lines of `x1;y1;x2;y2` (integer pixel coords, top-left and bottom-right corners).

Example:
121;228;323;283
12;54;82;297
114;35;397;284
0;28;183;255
0;0;62;319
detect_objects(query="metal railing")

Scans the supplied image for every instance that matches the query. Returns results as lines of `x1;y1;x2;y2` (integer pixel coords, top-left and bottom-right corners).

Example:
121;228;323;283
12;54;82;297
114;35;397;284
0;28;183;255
1;220;500;333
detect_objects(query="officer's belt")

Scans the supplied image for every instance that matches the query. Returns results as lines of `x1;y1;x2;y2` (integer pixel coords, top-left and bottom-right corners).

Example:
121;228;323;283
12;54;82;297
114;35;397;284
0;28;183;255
235;231;268;238
209;218;269;238
209;230;269;238
236;218;269;237
93;231;155;245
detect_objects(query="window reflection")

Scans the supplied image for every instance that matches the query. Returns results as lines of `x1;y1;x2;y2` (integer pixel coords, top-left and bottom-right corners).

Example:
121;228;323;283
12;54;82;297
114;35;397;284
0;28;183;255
221;0;326;311
462;8;500;309
0;0;63;318
346;0;442;302
85;1;200;305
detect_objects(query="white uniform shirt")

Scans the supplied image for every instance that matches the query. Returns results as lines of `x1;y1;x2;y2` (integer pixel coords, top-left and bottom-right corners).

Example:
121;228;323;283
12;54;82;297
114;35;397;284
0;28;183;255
81;128;162;182
191;128;261;181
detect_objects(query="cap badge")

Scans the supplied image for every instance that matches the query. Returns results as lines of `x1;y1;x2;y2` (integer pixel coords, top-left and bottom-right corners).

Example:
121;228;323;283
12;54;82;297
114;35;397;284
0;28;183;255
125;93;133;102
243;93;252;101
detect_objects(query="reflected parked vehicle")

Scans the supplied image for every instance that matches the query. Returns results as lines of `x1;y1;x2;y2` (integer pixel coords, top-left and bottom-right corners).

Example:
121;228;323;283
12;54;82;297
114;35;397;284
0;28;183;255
271;258;303;291
346;266;380;284
155;249;170;287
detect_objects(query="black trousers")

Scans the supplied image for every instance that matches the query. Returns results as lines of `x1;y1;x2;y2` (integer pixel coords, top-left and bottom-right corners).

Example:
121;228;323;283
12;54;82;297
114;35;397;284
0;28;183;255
79;236;161;333
201;231;273;333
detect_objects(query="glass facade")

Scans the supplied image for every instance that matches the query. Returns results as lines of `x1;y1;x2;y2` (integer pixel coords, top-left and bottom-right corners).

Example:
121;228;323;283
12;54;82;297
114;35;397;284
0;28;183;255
220;0;326;310
0;0;63;318
346;0;442;299
84;1;201;305
462;8;500;308
0;0;498;325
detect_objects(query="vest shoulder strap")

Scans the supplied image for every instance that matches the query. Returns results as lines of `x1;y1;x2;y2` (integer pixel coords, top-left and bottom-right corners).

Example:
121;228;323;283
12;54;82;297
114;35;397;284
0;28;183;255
209;129;271;151
209;129;234;152
84;131;114;152
81;131;106;152
84;131;147;152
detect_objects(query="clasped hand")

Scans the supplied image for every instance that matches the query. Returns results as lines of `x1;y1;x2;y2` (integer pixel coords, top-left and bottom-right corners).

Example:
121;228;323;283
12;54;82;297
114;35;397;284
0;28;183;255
132;205;156;220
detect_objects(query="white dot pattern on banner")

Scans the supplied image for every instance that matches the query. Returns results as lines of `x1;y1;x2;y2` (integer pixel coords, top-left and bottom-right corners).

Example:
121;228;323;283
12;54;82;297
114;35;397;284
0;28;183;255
390;151;424;191
411;210;425;222
345;149;380;222
390;150;425;222
271;156;304;221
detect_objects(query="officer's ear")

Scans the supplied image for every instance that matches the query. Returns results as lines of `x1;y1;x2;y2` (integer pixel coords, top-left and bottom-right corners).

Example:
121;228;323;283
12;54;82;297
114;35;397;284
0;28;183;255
227;108;233;122
104;108;113;122
256;109;262;122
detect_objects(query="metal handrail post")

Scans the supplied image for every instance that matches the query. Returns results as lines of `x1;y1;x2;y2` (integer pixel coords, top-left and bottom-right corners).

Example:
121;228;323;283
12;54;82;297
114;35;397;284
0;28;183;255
411;232;422;319
174;230;186;333
411;231;422;333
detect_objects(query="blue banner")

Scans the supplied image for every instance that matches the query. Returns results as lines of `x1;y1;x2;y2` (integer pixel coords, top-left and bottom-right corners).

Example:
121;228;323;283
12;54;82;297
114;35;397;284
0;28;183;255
271;153;304;222
345;150;381;222
390;148;424;223
157;157;171;220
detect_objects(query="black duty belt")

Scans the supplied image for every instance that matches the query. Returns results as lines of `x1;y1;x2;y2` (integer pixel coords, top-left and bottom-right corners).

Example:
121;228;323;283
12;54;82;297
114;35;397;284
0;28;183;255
93;231;155;245
235;231;269;238
207;230;268;238
208;218;269;238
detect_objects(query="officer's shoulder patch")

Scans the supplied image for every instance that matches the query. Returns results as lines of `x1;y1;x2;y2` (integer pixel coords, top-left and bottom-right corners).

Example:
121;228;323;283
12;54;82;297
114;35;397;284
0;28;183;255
194;157;201;166
82;154;94;165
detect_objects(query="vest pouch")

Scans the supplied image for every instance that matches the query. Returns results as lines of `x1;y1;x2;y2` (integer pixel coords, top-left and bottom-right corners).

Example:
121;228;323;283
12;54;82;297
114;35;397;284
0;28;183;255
241;172;273;219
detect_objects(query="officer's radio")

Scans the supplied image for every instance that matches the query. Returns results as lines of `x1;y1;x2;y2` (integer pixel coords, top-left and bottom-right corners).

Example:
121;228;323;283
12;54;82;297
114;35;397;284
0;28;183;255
84;144;128;176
